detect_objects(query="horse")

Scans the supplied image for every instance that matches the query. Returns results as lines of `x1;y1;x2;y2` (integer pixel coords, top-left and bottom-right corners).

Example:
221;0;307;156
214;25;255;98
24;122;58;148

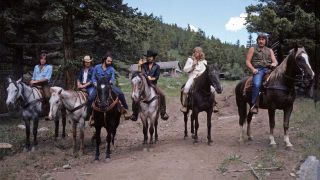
131;72;160;145
48;87;87;155
180;64;223;144
235;47;315;148
93;77;121;160
5;77;50;151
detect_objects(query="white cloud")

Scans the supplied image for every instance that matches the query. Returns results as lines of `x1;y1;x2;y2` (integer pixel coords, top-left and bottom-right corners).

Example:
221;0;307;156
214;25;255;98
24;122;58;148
225;13;247;32
189;24;199;32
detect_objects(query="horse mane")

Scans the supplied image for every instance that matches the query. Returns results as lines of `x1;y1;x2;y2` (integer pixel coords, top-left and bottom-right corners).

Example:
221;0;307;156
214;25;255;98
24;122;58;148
268;47;306;82
131;71;152;87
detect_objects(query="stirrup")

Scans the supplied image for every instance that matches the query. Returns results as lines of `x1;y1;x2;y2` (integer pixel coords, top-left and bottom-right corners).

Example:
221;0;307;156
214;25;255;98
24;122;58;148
250;105;258;114
161;112;169;120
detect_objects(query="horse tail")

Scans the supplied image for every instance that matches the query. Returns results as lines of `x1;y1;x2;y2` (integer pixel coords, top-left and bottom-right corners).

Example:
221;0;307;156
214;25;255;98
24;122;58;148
235;78;248;126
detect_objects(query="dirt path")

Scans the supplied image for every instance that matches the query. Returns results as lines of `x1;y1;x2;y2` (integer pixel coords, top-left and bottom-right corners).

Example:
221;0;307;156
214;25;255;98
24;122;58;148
1;82;302;179
49;82;298;180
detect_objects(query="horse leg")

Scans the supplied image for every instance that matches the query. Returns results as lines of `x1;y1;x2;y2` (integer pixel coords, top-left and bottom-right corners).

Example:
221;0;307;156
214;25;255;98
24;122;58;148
238;103;247;144
61;107;67;138
207;110;213;145
72;121;77;155
268;109;277;147
191;113;195;138
283;106;293;149
54;116;59;141
106;127;112;159
246;112;253;141
154;119;158;143
79;118;85;155
184;112;188;138
149;119;154;144
32;118;39;152
142;117;148;144
94;126;101;160
193;112;199;143
24;119;31;152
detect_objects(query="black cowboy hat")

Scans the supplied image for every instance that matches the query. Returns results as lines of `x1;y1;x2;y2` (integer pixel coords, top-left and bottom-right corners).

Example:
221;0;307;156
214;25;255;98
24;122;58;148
143;50;158;57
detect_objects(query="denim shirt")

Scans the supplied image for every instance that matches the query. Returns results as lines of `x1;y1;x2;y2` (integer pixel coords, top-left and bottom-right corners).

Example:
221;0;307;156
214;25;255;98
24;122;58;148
91;64;116;85
142;63;160;84
31;64;53;82
77;67;93;84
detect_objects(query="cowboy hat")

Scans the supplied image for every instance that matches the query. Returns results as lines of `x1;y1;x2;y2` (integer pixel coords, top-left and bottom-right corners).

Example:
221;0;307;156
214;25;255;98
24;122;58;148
83;55;93;62
143;50;158;57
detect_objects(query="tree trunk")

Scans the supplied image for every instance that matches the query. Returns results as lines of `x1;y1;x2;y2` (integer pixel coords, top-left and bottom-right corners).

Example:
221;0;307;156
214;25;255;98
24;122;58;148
63;9;75;90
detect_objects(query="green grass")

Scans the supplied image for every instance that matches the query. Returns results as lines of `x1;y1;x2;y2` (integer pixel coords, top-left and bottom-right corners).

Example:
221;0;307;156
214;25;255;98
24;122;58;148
291;98;320;158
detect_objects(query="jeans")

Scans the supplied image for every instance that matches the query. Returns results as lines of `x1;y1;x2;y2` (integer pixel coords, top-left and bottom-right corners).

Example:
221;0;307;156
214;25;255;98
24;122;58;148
252;67;269;105
112;86;128;109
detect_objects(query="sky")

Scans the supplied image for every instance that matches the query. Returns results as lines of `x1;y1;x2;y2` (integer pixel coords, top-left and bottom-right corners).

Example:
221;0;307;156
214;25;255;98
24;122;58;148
123;0;257;45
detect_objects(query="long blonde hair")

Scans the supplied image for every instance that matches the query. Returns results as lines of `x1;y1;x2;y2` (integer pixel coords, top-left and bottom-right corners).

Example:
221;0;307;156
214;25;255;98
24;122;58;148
192;46;205;60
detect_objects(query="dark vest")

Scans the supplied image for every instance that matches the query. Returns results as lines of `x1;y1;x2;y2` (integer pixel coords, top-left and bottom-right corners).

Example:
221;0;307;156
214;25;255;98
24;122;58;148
252;45;272;68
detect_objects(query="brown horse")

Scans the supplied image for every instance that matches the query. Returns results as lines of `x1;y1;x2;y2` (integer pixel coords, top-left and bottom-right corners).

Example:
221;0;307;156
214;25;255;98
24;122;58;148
181;64;223;144
235;47;314;148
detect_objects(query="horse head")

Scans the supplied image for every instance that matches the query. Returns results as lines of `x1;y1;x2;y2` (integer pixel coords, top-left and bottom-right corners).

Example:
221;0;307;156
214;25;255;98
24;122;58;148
96;76;112;110
131;72;148;103
48;87;63;120
292;47;314;80
6;77;23;110
208;64;223;94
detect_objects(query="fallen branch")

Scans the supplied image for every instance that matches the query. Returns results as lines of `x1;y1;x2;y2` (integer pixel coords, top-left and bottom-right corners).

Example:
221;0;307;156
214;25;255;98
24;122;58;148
227;167;281;173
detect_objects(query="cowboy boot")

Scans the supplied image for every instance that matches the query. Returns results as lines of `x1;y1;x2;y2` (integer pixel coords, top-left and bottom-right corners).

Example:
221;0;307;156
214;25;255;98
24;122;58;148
120;106;131;120
180;93;188;112
250;93;260;114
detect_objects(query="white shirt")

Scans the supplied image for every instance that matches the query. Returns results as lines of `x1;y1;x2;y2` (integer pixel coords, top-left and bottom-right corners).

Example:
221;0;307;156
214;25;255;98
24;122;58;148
82;70;88;84
183;57;207;79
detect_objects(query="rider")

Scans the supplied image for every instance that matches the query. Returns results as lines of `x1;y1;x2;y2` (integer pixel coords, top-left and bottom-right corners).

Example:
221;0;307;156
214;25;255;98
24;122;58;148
30;51;53;117
130;50;169;121
246;33;278;114
77;55;95;112
88;52;131;120
180;47;207;112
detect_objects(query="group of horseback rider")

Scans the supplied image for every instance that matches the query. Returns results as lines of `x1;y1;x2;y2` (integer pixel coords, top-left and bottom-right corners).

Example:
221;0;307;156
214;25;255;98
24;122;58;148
29;33;274;122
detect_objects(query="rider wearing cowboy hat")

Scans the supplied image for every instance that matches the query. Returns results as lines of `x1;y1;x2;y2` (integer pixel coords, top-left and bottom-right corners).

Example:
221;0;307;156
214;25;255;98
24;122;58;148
130;50;169;121
77;55;95;121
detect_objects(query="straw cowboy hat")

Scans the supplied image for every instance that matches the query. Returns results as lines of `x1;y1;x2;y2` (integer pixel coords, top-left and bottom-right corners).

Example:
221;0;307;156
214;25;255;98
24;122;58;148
83;55;93;62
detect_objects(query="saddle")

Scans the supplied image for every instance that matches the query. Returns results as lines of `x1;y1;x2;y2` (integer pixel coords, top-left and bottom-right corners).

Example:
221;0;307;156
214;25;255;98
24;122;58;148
243;73;271;96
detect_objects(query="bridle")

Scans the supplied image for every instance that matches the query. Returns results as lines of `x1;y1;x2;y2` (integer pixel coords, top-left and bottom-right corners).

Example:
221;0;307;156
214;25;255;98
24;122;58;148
92;84;119;113
133;73;158;104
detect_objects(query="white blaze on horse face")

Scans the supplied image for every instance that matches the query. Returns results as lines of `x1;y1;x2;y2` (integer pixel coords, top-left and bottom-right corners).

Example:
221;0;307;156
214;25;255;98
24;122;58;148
101;84;105;89
6;83;19;106
301;53;315;78
131;77;141;102
48;92;61;119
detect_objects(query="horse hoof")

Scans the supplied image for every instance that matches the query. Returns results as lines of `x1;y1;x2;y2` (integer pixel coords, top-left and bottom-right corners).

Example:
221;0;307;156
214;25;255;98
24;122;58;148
248;136;253;141
270;144;277;148
285;146;293;151
31;146;37;152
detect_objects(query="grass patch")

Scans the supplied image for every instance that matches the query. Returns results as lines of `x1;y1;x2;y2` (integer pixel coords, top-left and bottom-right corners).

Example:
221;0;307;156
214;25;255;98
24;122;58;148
291;98;320;158
217;154;242;173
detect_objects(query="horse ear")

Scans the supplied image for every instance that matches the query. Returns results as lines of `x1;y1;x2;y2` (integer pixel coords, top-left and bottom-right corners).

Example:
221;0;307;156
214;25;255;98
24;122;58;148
7;77;12;83
58;88;62;95
17;78;22;83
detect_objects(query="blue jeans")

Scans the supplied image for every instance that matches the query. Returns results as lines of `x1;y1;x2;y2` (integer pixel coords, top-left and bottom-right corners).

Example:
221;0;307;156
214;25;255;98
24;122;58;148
252;67;268;105
112;86;128;109
86;86;96;108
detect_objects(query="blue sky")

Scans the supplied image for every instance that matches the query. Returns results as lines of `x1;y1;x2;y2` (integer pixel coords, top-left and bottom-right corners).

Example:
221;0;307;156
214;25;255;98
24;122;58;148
123;0;256;45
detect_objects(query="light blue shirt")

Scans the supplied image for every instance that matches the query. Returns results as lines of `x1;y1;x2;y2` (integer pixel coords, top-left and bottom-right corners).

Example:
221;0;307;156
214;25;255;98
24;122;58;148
31;64;53;82
92;64;116;85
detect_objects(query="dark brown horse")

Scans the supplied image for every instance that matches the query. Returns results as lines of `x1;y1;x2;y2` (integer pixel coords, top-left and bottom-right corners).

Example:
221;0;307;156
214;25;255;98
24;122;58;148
235;47;314;148
181;64;223;144
93;77;121;160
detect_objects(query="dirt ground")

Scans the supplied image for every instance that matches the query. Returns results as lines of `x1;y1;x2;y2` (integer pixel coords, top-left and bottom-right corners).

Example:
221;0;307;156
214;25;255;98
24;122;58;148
1;82;304;180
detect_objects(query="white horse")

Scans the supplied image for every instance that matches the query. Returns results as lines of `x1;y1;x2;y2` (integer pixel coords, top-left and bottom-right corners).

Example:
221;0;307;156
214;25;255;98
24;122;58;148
131;73;160;144
6;77;44;151
48;86;87;155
